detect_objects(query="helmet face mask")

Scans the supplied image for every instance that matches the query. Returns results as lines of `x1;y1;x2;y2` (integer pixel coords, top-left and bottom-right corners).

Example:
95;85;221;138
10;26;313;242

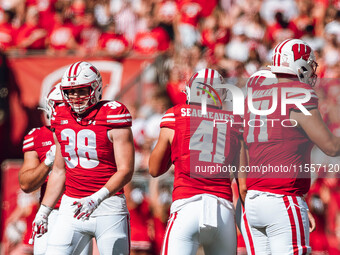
61;61;102;115
270;39;318;86
185;68;226;108
62;83;96;114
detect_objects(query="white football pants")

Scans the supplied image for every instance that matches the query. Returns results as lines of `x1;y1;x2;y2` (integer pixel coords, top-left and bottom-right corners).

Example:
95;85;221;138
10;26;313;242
34;209;92;255
235;198;255;255
161;194;237;255
245;190;311;255
45;195;130;255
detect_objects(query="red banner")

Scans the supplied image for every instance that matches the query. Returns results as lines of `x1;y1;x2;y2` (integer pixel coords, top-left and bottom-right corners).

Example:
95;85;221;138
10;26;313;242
7;56;152;152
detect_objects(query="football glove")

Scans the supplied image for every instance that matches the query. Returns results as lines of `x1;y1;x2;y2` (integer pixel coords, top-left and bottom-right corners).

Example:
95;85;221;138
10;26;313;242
72;187;109;221
44;145;56;167
29;204;52;244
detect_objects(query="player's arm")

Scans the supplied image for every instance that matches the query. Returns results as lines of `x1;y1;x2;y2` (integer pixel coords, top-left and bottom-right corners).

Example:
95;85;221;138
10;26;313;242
105;127;135;195
238;138;248;205
19;150;52;193
291;108;340;156
308;211;316;232
30;134;65;241
149;127;174;177
40;133;66;208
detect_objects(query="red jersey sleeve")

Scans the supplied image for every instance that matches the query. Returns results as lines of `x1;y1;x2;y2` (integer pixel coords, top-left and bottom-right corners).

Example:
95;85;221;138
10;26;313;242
286;82;318;112
103;101;132;128
22;128;40;153
160;107;175;129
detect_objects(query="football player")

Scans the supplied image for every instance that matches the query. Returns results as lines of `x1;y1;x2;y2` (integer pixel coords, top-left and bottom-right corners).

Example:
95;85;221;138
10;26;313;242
149;68;242;255
18;83;94;255
30;61;134;255
242;39;340;254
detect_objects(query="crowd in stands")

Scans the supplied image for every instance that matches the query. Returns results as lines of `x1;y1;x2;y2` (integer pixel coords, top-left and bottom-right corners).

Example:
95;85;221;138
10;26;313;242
1;0;340;254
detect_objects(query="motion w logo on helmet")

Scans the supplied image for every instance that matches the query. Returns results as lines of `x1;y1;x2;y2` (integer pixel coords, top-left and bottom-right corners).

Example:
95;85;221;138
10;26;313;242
292;44;311;61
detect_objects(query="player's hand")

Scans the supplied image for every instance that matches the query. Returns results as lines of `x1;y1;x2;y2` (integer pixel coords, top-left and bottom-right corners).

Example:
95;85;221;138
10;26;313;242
44;145;56;167
29;204;52;244
72;196;99;220
308;211;316;233
72;187;110;221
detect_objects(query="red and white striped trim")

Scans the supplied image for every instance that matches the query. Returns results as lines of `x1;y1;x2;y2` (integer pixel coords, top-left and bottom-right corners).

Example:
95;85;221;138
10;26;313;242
209;69;215;85
161;112;175;124
283;196;309;255
23;137;34;149
161;212;177;255
163;113;175;117
188;73;199;88
202;69;216;95
286;93;317;99
107;119;132;124
242;205;255;255
274;39;292;67
67;61;82;81
161;118;175;123
107;114;131;118
107;113;132;123
292;196;308;255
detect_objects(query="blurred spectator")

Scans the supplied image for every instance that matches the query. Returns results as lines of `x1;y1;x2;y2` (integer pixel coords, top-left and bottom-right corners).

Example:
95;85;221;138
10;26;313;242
324;10;340;45
1;0;25;27
46;7;78;55
265;11;300;46
134;14;170;55
293;0;316;37
176;0;203;48
260;0;298;25
4;190;39;255
306;179;330;253
93;0;112;27
16;6;47;50
301;24;325;51
190;44;207;71
68;0;86;42
0;9;16;50
78;9;101;56
143;89;172;147
325;180;340;254
97;20;129;59
125;182;153;255
149;177;171;255
165;65;187;105
115;0;138;43
25;0;57;31
243;12;266;42
322;32;340;70
201;8;230;51
244;43;265;75
225;27;249;62
154;0;178;28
